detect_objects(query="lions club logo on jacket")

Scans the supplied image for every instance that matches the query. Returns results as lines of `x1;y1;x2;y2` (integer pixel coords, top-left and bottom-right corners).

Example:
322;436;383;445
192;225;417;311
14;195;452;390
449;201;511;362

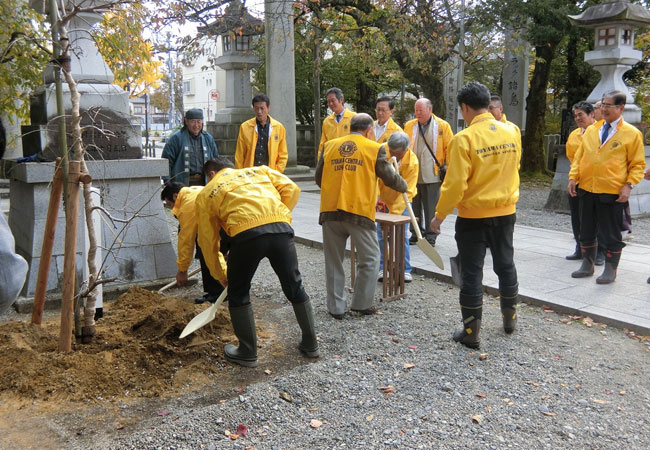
338;141;357;157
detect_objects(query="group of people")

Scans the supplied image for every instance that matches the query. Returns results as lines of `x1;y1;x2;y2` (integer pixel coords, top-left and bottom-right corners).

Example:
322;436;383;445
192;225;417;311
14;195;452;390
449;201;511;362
565;92;647;284
160;82;647;363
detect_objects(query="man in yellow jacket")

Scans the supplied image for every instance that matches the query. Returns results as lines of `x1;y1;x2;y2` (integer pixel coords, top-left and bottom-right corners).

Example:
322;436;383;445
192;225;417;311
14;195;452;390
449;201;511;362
376;131;418;283
371;96;403;144
196;157;318;367
161;182;223;304
316;113;407;319
431;82;521;349
568;90;646;284
318;87;356;158
488;95;521;136
403;98;453;246
235;93;288;172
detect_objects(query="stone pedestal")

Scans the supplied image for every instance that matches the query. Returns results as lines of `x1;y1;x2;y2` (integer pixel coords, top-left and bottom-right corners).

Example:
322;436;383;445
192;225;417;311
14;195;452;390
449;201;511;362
8;159;176;296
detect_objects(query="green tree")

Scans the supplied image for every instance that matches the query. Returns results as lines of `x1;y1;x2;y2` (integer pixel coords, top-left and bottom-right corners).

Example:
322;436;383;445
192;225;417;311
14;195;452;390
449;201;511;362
0;0;50;121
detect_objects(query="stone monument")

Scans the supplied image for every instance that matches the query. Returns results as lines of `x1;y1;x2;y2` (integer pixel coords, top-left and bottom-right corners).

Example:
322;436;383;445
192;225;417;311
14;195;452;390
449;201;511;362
502;30;529;131
201;1;263;157
8;0;176;299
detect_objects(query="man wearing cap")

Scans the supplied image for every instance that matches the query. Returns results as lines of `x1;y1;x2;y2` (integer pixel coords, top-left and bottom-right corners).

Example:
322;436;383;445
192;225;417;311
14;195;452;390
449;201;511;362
235;94;288;172
162;109;219;186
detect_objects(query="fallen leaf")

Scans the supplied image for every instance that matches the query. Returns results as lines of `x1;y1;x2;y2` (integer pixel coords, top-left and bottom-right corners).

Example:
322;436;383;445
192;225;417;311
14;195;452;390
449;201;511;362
403;363;416;370
592;398;607;404
310;419;323;428
229;433;239;440
540;410;556;417
366;414;374;422
554;356;561;360
392;337;400;343
618;406;626;411
541;394;550;399
545;318;554;322
560;319;570;324
475;393;486;398
234;387;246;393
236;424;248;436
478;353;488;361
279;392;293;403
379;385;397;394
471;414;483;424
582;317;594;327
543;309;554;313
264;369;272;375
528;381;539;387
569;315;582;320
386;331;396;336
157;410;171;416
605;389;613;395
408;345;418;350
619;390;626;395
116;424;124;430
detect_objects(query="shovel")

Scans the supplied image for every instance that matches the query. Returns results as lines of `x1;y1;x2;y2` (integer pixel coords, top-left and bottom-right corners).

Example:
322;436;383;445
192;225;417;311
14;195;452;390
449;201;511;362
390;158;444;270
179;287;228;339
158;268;201;294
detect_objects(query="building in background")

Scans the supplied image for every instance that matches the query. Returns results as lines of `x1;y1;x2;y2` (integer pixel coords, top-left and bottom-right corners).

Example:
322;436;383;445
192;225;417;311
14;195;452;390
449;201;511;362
182;37;227;122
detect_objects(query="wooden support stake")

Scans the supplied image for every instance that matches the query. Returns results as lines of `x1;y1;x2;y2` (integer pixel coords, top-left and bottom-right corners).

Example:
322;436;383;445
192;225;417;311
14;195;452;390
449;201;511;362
59;161;81;352
31;159;63;325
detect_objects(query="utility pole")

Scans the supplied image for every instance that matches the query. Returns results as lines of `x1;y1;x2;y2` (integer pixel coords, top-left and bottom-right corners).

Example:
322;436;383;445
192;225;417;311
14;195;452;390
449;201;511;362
167;36;175;129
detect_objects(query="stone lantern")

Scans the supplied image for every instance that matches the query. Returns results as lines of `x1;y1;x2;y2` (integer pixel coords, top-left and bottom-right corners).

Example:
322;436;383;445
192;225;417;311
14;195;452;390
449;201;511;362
569;1;650;125
200;0;263;156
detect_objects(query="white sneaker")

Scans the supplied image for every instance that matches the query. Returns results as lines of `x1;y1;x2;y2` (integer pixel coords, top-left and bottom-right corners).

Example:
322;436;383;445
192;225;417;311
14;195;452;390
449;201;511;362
404;272;413;282
377;270;384;281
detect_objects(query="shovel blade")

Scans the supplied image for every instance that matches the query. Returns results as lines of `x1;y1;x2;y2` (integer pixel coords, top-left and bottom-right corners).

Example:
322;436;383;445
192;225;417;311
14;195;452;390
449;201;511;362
416;239;444;270
179;288;228;339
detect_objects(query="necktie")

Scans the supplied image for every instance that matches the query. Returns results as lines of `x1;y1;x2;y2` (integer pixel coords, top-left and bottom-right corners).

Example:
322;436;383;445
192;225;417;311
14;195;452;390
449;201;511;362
336;113;342;123
601;122;611;144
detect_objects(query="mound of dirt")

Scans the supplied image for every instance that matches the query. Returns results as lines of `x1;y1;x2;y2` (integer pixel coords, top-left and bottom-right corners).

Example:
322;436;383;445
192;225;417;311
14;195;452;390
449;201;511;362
0;286;256;403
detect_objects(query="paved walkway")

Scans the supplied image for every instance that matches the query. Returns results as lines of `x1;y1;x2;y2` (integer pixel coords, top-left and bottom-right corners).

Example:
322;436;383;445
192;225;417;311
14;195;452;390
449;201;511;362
292;181;650;334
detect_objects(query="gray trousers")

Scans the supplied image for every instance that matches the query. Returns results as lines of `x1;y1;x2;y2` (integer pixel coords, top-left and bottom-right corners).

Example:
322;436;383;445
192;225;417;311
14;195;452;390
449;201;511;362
412;182;441;238
322;221;379;315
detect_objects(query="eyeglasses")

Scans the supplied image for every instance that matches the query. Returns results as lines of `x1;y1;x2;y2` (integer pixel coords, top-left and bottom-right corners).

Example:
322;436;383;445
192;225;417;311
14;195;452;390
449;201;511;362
600;103;619;109
187;119;203;125
375;108;390;113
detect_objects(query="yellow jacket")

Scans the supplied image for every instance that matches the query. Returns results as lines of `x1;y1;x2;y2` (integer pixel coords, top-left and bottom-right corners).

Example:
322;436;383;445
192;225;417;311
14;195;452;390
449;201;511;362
403;114;453;181
319;134;382;221
196;166;300;283
565;127;583;164
171;186;203;272
235;116;288;172
378;149;418;213
436;112;521;220
371;118;403;144
318;109;356;158
499;113;522;138
569;118;646;194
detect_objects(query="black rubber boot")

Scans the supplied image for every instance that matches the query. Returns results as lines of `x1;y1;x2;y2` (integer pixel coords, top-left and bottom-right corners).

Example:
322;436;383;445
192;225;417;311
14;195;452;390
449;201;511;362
571;245;597;278
292;300;320;358
453;299;482;349
596;250;622;284
565;243;582;260
595;248;606;266
499;283;519;334
224;304;258;368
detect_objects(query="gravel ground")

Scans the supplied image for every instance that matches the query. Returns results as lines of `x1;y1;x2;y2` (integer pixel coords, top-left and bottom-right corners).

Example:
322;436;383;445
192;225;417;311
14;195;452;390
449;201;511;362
64;239;650;450
516;181;650;246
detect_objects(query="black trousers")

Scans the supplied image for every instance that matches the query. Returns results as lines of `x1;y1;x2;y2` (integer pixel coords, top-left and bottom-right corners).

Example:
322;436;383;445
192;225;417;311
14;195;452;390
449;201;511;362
569;192;606;253
455;214;518;306
412;182;441;239
577;188;625;252
226;233;309;308
196;242;223;296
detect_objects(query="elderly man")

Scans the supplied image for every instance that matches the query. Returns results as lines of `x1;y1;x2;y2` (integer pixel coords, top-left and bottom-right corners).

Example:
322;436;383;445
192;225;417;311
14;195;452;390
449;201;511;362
371;96;403;144
431;82;521;349
197;157;319;367
377;131;418;283
160;182;224;305
162;109;219;186
235;93;288;172
403;98;453;246
488;95;520;135
568;90;646;284
318;87;356;157
316;113;407;319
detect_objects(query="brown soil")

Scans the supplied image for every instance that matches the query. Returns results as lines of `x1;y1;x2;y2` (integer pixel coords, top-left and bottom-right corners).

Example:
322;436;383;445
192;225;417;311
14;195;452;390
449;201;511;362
0;286;246;404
